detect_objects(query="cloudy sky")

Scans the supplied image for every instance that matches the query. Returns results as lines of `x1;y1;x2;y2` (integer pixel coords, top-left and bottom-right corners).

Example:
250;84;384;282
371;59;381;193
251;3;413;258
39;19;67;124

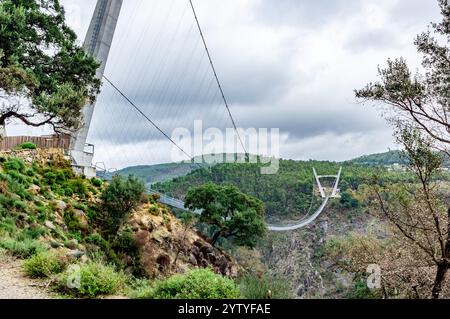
9;0;442;168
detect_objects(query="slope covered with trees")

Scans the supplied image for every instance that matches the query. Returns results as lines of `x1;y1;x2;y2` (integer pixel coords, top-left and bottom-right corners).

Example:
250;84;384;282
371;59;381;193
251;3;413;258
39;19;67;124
153;159;428;221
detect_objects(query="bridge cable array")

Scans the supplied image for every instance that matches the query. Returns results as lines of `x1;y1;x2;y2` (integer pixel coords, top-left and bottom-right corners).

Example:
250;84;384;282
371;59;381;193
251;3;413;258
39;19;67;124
188;0;248;155
89;0;247;170
102;75;202;169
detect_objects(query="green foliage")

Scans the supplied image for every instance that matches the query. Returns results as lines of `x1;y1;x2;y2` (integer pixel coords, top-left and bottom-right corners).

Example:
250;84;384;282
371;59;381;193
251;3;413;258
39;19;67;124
0;237;45;258
112;228;138;255
185;183;266;247
238;273;291;299
0;217;16;235
150;268;239;299
23;251;68;278
100;175;145;234
3;158;25;172
126;278;153;299
339;191;360;209
111;162;209;185
56;261;126;298
19;142;36;150
0;0;100;131
91;178;103;187
154;158;421;221
347;278;378;299
63;210;82;233
18;225;48;240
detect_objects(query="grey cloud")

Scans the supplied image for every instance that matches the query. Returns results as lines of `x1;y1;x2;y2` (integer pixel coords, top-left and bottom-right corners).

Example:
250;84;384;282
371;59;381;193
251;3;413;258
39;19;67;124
252;0;363;28
344;30;400;53
50;0;440;166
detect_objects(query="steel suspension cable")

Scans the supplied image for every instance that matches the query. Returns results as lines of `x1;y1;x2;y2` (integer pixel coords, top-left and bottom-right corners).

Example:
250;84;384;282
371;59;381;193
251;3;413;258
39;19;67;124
188;0;248;155
102;75;200;167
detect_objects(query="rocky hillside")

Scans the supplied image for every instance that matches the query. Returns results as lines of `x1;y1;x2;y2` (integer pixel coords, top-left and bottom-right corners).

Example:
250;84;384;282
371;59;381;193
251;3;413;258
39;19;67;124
0;148;240;298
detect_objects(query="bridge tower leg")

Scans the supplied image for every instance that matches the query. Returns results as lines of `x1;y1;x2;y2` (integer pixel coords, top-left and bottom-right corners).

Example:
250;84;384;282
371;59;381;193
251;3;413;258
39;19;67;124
331;167;342;198
69;0;123;178
313;167;326;198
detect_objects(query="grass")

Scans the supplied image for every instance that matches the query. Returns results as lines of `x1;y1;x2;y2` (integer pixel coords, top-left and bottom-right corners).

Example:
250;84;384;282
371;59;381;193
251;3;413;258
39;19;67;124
238;272;292;299
0;237;46;258
23;251;69;278
56;261;127;298
149;268;239;299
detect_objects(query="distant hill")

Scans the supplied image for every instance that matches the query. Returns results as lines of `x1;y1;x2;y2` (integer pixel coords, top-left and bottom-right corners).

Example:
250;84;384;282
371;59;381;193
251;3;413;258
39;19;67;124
349;150;450;167
105;154;257;185
349;150;407;166
105;162;209;185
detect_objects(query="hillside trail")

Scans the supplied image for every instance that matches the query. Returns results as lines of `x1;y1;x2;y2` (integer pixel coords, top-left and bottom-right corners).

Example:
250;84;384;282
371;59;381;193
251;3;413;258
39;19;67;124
0;256;53;299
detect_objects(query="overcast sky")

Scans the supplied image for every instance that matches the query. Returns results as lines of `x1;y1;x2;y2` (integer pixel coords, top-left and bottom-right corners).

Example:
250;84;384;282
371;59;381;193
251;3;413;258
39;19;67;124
8;0;442;168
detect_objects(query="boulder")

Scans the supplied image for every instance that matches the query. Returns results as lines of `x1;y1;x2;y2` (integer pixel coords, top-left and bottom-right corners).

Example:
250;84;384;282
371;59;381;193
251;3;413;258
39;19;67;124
50;240;63;248
206;253;217;264
215;255;229;275
191;246;200;258
28;185;40;195
200;243;214;256
65;239;79;250
54;200;67;212
44;220;56;231
68;249;85;259
188;254;198;266
72;209;89;231
80;255;89;264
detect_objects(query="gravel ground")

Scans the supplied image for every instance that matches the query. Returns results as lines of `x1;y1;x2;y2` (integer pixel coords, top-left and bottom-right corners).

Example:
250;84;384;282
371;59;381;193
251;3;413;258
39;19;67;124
0;256;53;299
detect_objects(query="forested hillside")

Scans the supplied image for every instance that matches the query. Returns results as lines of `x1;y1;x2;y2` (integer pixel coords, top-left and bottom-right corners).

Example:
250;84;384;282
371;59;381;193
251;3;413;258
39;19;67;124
350;150;450;167
108;162;209;185
153;159;421;221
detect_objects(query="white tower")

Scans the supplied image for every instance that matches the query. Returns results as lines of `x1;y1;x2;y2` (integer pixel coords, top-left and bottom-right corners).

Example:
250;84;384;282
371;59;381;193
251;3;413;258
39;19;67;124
70;0;123;177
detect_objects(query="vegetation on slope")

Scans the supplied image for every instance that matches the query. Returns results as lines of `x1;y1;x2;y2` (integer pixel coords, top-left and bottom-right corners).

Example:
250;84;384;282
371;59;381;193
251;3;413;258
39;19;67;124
108;162;209;185
0;148;288;299
153;159;433;221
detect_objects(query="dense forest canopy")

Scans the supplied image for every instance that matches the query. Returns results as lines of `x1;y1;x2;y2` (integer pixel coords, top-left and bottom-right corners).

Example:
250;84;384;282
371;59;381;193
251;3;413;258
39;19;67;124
153;159;436;221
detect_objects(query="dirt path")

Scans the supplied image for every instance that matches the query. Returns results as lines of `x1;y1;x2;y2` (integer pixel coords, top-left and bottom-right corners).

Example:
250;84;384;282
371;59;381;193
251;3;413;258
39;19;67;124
0;256;54;299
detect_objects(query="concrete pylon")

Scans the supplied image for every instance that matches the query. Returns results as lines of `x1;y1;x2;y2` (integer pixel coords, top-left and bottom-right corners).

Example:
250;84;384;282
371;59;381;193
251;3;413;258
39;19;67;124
70;0;123;177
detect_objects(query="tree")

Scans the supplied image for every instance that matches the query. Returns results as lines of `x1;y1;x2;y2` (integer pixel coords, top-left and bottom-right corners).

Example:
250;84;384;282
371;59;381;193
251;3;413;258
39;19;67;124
356;0;450;299
184;183;267;247
100;175;145;235
0;0;100;135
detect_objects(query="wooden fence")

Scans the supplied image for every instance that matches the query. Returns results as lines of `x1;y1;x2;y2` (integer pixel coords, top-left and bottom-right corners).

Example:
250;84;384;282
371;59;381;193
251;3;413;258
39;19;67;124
0;134;71;151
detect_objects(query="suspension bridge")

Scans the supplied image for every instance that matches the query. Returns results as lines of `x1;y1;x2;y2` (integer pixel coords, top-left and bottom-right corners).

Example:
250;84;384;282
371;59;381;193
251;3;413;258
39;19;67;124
69;0;343;231
7;0;343;231
146;167;342;231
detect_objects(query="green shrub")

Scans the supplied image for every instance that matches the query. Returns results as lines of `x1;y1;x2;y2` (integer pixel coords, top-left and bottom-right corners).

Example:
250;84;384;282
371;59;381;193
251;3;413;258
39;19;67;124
0;217;17;235
65;179;88;197
18;225;49;240
112;228;138;254
23;251;68;278
91;178;103;187
148;205;159;216
238;273;291;299
56;261;126;298
64;210;82;233
126;278;153;299
84;233;105;246
3;158;25;172
347;278;378;299
150;268;239;299
0;237;46;258
100;175;145;234
20;142;37;150
44;171;57;185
